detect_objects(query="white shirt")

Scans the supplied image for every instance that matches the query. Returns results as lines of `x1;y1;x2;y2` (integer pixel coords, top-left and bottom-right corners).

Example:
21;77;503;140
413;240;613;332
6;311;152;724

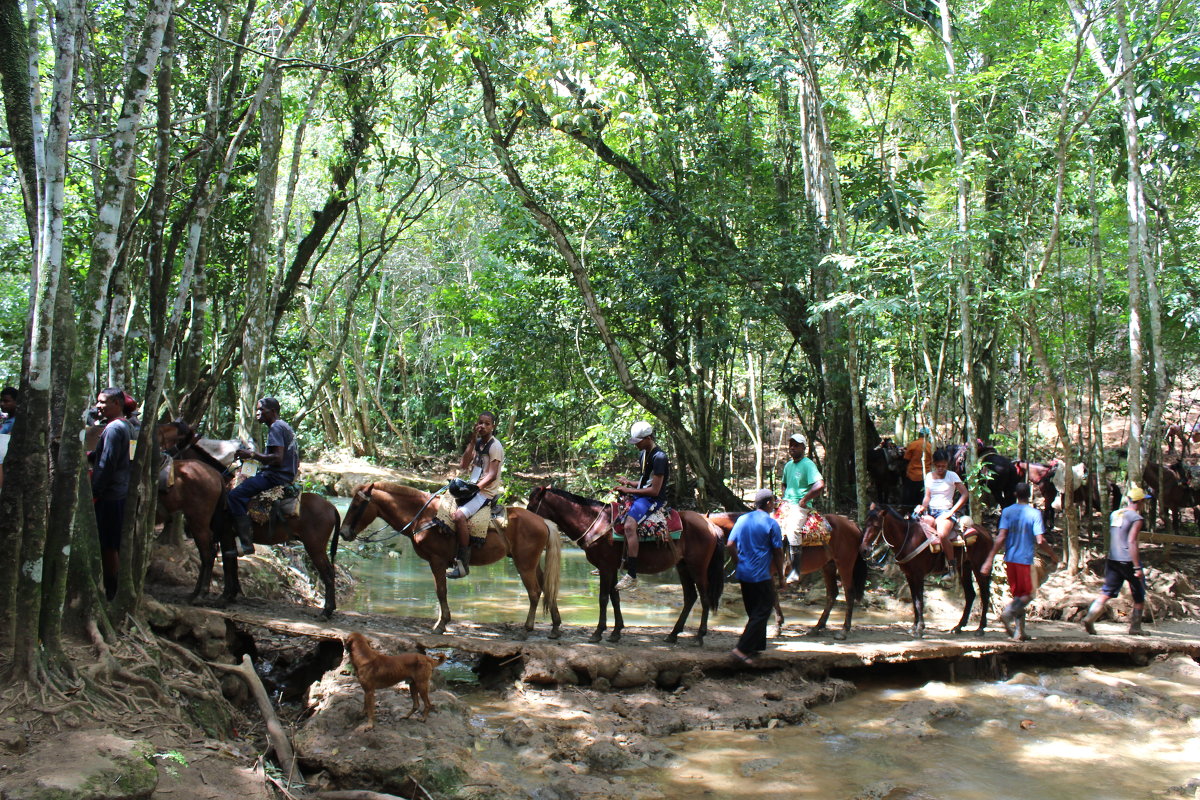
925;470;963;510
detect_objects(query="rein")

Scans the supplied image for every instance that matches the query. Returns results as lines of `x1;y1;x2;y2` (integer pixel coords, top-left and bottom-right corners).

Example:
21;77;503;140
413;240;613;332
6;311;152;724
531;488;610;547
869;508;935;565
354;485;449;544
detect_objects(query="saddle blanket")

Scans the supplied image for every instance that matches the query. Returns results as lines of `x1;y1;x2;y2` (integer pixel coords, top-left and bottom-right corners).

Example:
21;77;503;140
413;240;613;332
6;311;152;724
435;498;493;540
612;497;683;543
247;485;300;526
798;510;832;547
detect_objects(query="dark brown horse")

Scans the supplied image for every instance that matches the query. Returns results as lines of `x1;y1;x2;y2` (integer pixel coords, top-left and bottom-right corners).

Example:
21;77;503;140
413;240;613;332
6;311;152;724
861;504;994;639
339;482;562;639
528;487;725;645
157;421;341;618
710;509;868;640
155;449;230;604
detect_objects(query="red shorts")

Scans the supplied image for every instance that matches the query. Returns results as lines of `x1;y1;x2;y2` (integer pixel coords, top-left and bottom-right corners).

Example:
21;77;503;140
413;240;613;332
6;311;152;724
1006;562;1033;598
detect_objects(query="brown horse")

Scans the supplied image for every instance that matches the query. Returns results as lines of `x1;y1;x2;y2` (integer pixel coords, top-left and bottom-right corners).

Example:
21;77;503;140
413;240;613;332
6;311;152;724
339;482;562;639
155;449;231;604
157;421;342;619
861;504;994;639
527;487;725;645
711;509;868;641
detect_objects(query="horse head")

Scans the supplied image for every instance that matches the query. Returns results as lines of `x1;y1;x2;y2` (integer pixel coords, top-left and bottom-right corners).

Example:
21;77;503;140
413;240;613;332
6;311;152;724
340;483;377;541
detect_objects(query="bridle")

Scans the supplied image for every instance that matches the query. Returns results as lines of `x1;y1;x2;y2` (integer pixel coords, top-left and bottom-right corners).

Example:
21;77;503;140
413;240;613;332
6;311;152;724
345;482;447;544
530;486;610;546
864;506;935;565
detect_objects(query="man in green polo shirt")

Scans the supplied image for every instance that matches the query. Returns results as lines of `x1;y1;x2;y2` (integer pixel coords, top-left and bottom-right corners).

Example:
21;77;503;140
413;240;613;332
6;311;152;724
780;433;824;583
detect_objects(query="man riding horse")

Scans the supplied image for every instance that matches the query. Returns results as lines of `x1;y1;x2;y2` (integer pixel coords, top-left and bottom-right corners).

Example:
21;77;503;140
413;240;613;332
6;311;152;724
229;397;299;556
613;421;670;592
779;433;825;583
446;411;505;579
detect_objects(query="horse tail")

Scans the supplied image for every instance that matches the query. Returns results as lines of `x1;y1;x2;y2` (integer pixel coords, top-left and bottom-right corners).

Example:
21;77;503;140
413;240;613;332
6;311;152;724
541;517;562;615
329;506;342;567
706;527;726;610
851;549;868;603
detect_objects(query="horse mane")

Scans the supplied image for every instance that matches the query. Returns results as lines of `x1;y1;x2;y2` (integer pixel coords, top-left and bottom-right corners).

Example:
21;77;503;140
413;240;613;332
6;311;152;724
545;486;604;508
371;482;430;499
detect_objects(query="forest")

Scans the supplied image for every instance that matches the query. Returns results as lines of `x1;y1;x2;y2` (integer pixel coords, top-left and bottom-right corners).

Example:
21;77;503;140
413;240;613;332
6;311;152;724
0;0;1197;683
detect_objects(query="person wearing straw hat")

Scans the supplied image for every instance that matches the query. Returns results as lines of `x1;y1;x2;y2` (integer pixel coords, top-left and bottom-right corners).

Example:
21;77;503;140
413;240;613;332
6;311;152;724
727;488;784;666
1081;485;1151;635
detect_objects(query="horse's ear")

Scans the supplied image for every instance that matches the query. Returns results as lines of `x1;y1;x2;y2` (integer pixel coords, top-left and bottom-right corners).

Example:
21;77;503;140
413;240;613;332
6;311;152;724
355;490;370;502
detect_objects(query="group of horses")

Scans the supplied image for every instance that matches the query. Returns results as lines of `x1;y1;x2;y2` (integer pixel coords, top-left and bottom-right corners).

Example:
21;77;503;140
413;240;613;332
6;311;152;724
156;419;995;645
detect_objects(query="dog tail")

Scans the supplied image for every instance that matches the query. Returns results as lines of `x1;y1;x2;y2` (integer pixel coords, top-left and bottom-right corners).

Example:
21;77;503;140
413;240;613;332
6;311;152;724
426;651;449;665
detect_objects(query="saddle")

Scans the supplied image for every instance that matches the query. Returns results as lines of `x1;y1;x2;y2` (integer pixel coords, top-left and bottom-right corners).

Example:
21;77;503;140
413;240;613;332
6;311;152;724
798;510;832;547
434;498;507;547
247;484;301;526
610;498;683;544
918;514;980;552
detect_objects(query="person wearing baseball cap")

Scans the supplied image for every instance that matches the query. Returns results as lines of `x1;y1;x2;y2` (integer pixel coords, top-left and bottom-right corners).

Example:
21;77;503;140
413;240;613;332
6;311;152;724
727;488;784;666
778;432;824;583
1081;485;1152;635
614;421;670;591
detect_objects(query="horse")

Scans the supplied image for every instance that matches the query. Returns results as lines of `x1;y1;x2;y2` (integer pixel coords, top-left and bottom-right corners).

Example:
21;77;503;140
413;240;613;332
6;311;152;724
527;486;724;645
865;437;904;505
1143;461;1200;533
157;420;342;619
154;436;231;604
861;504;994;639
1013;459;1062;528
339;482;562;639
946;441;1018;510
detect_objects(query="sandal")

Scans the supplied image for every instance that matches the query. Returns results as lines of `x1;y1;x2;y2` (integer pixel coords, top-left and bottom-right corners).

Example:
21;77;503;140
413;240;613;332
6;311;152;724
731;649;756;667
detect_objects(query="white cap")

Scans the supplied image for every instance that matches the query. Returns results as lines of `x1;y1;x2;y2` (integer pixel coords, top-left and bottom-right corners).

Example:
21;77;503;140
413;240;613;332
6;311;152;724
629;421;654;444
789;433;807;445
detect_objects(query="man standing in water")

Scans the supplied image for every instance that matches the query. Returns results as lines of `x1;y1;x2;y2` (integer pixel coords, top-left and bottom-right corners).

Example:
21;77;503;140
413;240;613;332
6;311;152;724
1081;486;1150;635
230;397;299;557
90;388;132;601
614;421;669;591
779;433;823;583
727;488;784;666
980;482;1054;641
447;411;504;579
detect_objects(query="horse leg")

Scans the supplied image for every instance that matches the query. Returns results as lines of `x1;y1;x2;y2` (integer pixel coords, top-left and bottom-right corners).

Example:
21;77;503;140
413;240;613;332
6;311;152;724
189;531;216;604
908;573;925;639
952;557;976;635
431;567;452;635
805;560;837;636
608;575;626;643
834;557;856;642
667;563;698;645
975;563;991;635
515;563;541;642
301;537;337;620
590;571;612;644
216;543;241;607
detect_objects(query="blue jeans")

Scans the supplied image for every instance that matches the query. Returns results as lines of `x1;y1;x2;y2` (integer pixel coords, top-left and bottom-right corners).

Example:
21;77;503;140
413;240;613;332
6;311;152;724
227;473;287;517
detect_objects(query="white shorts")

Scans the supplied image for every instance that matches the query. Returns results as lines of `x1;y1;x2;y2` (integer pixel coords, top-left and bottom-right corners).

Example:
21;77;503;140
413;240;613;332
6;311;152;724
781;502;811;547
455;492;492;518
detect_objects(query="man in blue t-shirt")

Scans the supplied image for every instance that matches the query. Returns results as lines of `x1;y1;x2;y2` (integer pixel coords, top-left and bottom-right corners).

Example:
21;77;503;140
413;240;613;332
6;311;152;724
614;421;671;591
229;397;299;556
727;488;784;666
981;482;1054;641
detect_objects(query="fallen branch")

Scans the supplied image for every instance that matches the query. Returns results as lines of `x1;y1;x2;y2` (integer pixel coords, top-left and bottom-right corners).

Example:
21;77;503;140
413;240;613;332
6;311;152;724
208;655;305;788
312;791;421;800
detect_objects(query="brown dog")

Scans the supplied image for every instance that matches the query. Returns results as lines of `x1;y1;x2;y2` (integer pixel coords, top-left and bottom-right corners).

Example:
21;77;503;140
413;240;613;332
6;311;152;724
344;631;446;729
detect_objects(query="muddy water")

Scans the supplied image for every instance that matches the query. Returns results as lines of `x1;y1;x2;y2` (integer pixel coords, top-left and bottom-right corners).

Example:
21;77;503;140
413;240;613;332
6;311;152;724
647;664;1200;799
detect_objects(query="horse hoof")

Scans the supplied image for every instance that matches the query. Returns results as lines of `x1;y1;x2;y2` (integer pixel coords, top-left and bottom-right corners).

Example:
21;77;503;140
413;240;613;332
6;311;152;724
608;632;621;643
973;628;986;638
664;633;679;644
833;631;847;641
514;629;529;642
588;633;603;644
693;637;705;647
803;628;825;638
548;629;561;641
950;627;963;636
433;624;447;635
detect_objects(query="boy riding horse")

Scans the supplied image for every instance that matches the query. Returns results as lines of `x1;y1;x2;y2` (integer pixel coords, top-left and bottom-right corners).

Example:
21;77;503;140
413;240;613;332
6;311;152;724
614;421;670;591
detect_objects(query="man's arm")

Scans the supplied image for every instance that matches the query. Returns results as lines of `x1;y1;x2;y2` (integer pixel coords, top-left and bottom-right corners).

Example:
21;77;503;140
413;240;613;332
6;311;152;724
980;529;1007;576
458;429;476;471
1128;519;1144;574
236;444;284;467
800;478;825;506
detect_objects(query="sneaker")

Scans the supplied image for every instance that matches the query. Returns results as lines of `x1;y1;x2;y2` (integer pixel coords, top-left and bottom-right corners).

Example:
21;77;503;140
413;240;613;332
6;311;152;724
614;573;638;592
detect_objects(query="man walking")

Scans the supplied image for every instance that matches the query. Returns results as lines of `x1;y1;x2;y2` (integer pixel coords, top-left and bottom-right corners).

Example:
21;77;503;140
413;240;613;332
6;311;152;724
230;397;299;556
727;489;785;666
980;482;1054;641
1081;486;1150;635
